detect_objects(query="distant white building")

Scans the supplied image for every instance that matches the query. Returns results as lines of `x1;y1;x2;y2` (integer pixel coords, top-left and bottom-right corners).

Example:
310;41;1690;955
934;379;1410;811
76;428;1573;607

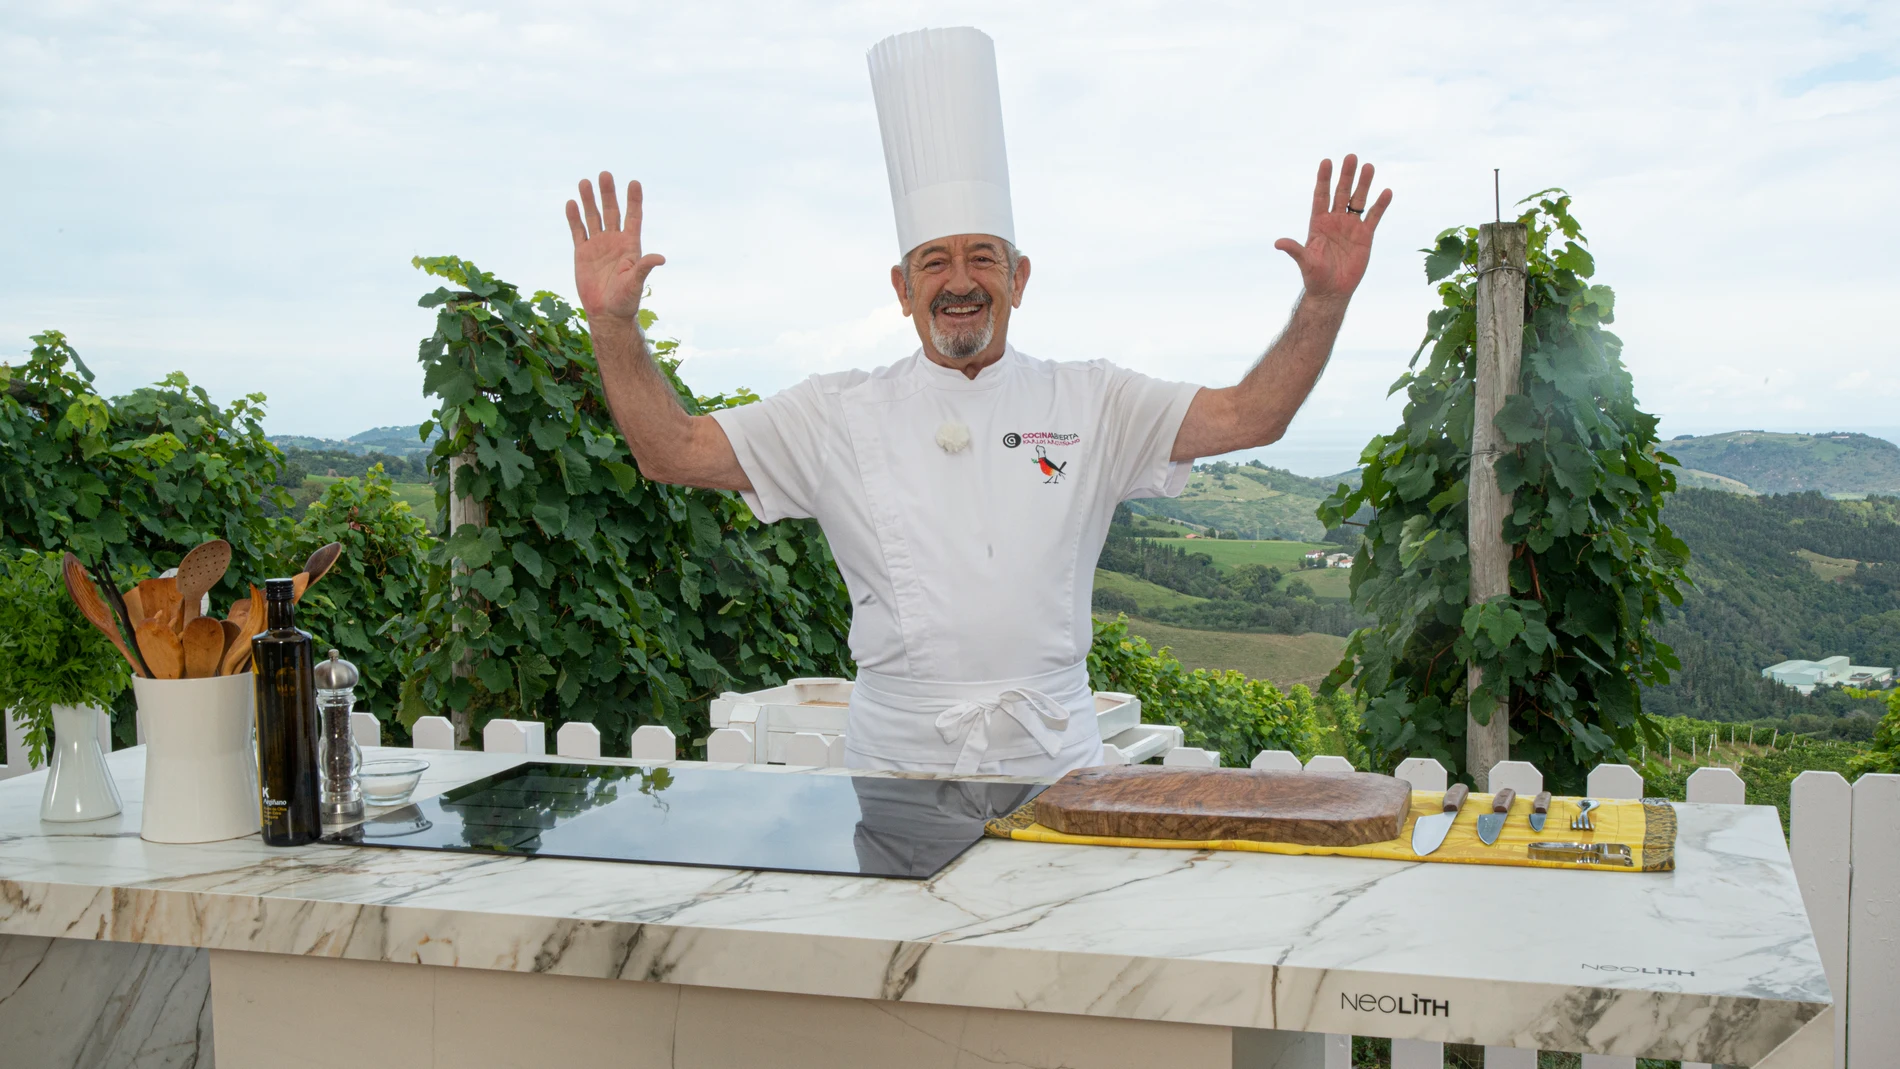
1325;552;1354;569
1761;656;1895;695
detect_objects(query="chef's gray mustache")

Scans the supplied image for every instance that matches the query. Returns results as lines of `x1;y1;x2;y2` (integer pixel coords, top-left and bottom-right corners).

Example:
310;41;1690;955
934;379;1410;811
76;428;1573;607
931;288;993;315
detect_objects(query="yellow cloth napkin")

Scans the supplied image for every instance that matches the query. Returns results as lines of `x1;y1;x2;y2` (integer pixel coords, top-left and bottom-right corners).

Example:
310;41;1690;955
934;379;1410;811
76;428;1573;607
984;791;1676;873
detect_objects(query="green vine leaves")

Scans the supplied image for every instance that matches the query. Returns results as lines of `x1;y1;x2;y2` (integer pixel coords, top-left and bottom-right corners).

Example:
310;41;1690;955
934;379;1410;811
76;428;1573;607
1318;192;1691;789
1;331;292;603
392;256;852;754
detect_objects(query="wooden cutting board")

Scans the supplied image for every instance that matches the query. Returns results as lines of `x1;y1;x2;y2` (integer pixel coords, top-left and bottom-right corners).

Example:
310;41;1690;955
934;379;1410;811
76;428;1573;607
1034;766;1413;847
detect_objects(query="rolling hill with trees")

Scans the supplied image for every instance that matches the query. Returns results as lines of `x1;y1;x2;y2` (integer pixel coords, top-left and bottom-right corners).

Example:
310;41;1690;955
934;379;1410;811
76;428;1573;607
1662;430;1900;495
1641;489;1899;739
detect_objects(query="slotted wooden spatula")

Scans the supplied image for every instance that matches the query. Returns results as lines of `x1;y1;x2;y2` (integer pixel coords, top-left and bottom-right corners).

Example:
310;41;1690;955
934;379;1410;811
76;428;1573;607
174;540;232;625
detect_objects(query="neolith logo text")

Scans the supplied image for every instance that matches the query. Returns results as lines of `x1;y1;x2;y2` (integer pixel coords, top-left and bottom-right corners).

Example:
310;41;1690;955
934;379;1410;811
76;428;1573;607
1341;993;1450;1017
1582;964;1695;977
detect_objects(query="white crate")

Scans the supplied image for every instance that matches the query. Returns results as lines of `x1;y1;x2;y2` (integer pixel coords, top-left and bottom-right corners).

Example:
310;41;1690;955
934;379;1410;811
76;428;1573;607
709;679;1147;768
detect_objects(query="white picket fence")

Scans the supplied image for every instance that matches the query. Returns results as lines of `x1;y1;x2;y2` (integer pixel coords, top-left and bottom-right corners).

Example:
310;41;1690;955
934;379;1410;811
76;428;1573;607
3;708;1894;1067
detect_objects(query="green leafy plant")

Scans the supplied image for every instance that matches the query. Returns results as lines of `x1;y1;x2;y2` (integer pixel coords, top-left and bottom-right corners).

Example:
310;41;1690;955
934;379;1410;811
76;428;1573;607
1088;615;1347;766
1850;689;1900;776
392;256;853;754
1319;193;1689;789
277;467;434;733
0;551;132;766
0;330;291;603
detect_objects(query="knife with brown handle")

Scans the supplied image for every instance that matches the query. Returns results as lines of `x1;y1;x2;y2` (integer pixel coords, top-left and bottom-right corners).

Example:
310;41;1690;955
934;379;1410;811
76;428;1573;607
1410;783;1470;856
1528;790;1552;833
1476;788;1516;845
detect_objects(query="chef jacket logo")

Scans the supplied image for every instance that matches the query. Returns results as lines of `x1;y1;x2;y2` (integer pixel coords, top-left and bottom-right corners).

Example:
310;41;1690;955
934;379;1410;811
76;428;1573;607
1004;431;1081;447
1034;445;1068;484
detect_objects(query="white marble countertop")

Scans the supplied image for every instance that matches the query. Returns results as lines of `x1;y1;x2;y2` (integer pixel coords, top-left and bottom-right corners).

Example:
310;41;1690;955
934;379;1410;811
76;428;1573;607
0;746;1829;1063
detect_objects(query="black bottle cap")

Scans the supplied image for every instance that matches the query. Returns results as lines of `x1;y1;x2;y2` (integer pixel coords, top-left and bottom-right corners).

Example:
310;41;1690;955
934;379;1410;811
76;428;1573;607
265;577;296;601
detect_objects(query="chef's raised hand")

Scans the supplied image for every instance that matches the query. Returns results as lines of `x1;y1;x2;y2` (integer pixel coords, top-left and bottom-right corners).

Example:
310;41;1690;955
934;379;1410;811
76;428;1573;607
566;173;666;323
1273;155;1391;302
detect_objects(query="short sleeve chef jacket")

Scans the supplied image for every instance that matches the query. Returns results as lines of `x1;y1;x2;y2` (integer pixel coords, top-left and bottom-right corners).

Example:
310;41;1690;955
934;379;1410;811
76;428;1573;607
709;346;1201;684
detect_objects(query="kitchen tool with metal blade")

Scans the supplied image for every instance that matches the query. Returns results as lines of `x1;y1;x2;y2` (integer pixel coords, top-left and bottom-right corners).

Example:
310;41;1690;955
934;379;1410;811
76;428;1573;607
1476;788;1516;846
1410;783;1469;856
1528;790;1552;833
1527;842;1632;867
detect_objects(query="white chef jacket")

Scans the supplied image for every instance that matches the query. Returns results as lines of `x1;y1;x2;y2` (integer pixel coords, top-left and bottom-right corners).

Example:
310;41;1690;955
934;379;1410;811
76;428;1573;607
710;345;1200;774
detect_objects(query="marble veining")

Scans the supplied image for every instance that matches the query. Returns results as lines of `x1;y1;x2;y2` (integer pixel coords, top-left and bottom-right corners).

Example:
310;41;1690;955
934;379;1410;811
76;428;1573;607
0;747;1830;1064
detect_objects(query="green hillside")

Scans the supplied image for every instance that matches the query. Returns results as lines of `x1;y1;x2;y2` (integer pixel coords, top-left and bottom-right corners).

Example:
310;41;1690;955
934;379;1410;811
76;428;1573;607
1663;431;1900;495
1137;537;1353;599
269;423;438;460
1128;461;1335;540
1644;490;1899;737
1105;613;1349;690
1670;466;1757;495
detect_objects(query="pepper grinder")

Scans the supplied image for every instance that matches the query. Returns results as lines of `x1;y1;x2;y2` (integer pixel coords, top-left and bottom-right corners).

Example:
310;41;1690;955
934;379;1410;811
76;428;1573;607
313;649;364;828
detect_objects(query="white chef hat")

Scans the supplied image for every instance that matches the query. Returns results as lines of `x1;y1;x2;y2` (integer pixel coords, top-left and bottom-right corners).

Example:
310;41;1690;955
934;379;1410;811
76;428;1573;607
867;27;1015;259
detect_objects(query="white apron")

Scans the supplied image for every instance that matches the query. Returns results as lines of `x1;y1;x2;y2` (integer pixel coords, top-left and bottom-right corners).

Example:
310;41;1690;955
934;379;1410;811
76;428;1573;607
709;347;1200;777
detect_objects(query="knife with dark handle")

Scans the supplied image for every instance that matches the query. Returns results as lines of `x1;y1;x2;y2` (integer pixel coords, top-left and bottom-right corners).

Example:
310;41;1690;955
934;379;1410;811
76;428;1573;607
1476;787;1516;846
1410;783;1470;856
1528;790;1552;833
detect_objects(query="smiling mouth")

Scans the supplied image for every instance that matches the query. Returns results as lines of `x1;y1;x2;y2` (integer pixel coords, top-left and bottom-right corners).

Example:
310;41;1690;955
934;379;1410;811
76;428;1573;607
931;291;991;325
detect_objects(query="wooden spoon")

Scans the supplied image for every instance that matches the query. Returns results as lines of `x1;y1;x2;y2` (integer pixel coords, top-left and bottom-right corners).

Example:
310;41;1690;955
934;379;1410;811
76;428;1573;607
135;618;184;680
174;540;232;625
304;541;343;583
181;616;225;679
60;553;148;677
227;597;251;633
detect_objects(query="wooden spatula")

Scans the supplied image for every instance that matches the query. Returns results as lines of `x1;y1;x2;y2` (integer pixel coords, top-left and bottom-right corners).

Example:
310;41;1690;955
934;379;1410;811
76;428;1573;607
60;553;148;677
136;618;184;679
219;585;268;676
182;616;225;679
174;540;232;625
136;576;181;632
123;585;147;628
302;541;343;590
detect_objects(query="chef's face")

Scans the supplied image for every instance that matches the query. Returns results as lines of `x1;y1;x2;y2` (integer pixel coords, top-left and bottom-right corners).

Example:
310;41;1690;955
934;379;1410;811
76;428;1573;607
891;234;1031;371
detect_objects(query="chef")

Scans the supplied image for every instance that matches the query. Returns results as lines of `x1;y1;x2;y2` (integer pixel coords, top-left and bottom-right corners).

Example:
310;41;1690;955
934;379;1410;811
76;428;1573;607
562;27;1391;778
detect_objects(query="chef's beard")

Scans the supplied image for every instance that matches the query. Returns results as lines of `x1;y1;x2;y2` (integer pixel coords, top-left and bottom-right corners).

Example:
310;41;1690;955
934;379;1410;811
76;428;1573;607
927;288;996;360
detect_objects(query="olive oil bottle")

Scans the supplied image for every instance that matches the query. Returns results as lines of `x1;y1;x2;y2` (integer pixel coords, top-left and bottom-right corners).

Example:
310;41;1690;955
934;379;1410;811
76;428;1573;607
254;577;320;846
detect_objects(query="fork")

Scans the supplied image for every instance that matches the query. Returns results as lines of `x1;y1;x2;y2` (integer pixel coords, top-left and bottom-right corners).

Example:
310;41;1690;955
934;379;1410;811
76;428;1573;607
1571;798;1600;831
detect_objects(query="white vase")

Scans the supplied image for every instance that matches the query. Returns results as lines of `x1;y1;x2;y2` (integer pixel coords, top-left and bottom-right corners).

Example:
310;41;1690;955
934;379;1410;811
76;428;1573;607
133;674;260;844
39;704;123;822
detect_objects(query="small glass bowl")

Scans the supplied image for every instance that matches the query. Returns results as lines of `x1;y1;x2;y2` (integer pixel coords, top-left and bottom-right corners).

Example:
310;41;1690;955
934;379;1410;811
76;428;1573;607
359;758;430;806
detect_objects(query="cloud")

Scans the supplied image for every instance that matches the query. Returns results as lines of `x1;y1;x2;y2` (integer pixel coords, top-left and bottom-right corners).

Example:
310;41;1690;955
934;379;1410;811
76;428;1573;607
2;1;1895;474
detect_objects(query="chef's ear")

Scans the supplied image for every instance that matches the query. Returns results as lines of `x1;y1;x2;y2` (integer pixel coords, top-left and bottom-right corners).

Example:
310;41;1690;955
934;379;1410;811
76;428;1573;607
1009;255;1031;309
890;264;912;315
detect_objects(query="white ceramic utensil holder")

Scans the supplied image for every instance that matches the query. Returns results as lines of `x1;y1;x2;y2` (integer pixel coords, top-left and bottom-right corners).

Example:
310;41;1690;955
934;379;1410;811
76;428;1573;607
133;674;260;843
39;704;123;822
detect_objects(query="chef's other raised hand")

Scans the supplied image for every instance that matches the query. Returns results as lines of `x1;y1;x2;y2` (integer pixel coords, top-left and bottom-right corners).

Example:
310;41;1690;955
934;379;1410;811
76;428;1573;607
1274;155;1391;302
566;172;666;324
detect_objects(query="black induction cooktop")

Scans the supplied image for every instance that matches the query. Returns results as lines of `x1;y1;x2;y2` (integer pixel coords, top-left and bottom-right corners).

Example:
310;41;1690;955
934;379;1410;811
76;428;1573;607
320;762;1041;880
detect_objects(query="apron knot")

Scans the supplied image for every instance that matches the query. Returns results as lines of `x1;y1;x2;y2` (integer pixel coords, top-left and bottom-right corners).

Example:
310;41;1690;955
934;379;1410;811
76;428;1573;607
933;688;1072;775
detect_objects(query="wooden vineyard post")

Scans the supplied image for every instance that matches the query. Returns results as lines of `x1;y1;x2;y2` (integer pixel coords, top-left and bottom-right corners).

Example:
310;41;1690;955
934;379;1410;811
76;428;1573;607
448;448;488;747
1467;221;1528;791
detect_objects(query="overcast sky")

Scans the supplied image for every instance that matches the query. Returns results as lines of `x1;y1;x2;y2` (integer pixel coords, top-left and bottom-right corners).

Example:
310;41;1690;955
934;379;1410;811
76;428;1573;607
4;2;1895;475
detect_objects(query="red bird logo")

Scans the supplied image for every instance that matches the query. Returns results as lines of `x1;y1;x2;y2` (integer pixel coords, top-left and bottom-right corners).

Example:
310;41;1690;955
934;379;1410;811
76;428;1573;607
1034;445;1067;484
